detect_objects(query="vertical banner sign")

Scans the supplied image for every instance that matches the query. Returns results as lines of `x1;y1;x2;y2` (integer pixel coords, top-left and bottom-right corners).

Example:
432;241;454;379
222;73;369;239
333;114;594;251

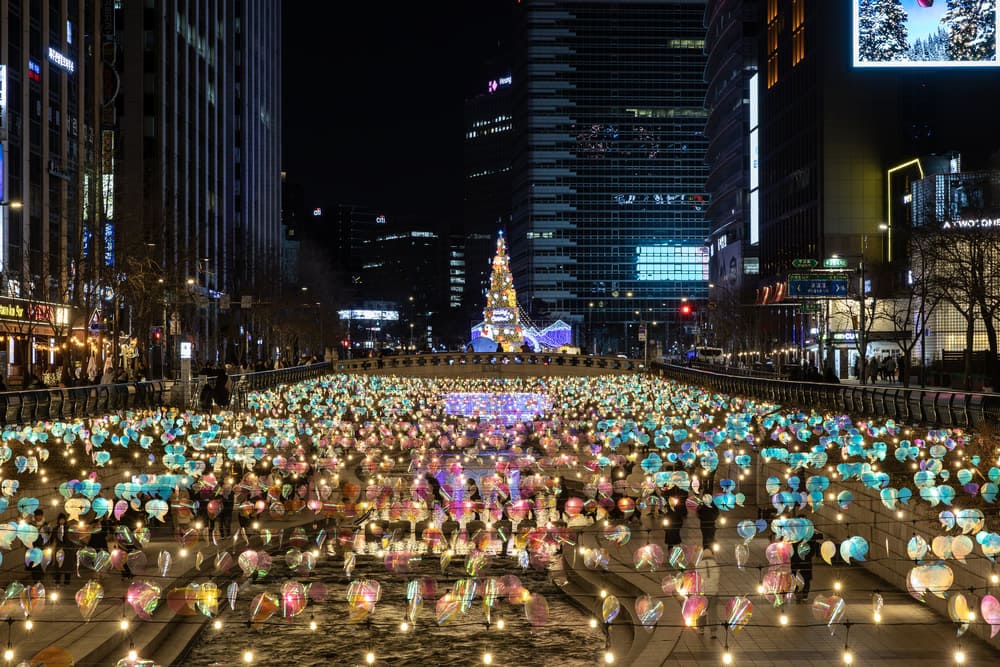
0;64;7;202
0;64;7;134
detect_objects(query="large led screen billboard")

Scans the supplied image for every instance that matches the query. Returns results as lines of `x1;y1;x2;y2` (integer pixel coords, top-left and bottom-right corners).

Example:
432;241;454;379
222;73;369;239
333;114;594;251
853;0;998;67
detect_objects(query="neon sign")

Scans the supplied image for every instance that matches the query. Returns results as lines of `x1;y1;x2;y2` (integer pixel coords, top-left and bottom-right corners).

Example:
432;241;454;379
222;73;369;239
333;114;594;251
28;60;42;82
47;47;76;74
487;75;512;93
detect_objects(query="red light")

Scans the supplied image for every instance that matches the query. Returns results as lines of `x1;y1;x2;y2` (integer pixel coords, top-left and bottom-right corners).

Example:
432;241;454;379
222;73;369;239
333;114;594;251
680;304;692;316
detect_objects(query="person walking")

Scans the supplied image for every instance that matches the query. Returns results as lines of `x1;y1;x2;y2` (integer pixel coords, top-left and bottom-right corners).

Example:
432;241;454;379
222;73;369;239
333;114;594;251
25;510;50;584
697;498;721;551
696;551;721;638
791;527;823;603
663;485;689;550
50;513;73;587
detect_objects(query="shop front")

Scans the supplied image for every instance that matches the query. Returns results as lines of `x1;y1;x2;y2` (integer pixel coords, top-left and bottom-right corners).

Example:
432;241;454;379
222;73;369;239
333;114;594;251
0;297;76;387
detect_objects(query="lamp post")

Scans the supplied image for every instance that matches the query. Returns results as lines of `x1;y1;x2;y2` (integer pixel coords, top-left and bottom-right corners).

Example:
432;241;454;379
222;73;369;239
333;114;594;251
587;302;594;355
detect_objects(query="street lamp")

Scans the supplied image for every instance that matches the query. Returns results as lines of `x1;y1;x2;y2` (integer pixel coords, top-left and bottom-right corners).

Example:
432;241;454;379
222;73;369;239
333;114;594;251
587;302;595;355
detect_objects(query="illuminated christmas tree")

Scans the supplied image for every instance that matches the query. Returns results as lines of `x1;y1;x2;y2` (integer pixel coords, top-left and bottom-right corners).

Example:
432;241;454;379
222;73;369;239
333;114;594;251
481;232;524;352
857;0;910;63
943;0;996;61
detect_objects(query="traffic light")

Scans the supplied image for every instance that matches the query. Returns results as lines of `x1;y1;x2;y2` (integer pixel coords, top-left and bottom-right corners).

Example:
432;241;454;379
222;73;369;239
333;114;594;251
679;303;693;317
150;326;163;342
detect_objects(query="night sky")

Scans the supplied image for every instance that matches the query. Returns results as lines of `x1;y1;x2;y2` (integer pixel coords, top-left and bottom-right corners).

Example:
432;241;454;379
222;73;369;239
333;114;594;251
281;1;515;230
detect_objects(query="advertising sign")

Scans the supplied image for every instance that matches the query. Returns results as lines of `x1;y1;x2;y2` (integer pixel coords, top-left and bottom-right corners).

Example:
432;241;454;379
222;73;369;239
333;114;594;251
0;64;6;134
853;1;999;67
179;342;193;360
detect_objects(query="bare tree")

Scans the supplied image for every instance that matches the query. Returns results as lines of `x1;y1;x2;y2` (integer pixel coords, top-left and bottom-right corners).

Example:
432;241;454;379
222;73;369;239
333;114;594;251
921;226;987;389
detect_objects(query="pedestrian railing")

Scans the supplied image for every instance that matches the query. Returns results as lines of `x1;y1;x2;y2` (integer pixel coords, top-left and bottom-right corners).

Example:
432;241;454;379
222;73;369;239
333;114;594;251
0;362;334;426
651;362;1000;427
0;381;167;425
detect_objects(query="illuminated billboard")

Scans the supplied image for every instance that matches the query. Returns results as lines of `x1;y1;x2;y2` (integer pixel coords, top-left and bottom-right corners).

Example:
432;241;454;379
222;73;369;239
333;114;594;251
635;245;709;282
854;1;998;67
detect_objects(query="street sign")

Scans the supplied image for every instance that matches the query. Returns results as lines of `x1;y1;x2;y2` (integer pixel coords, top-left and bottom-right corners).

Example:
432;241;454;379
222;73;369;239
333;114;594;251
88;309;107;332
823;257;850;269
798;302;822;313
792;258;818;269
788;275;849;298
240;295;253;309
219;294;230;311
638;325;647;342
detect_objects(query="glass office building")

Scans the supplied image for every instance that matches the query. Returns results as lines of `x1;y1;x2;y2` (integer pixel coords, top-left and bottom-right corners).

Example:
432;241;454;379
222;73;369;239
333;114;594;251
510;0;709;354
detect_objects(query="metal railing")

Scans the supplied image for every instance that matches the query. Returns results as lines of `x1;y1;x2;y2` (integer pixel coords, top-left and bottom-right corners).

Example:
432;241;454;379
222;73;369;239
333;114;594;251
652;362;1000;427
0;362;334;426
0;381;167;425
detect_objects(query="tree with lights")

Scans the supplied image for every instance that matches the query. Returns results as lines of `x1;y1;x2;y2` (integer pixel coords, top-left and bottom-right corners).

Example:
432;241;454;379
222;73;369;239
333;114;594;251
481;233;524;352
857;0;910;62
943;0;997;61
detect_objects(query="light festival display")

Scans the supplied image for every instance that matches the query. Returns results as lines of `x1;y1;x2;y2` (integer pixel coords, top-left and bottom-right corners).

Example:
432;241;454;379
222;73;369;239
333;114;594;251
480;233;525;352
0;370;995;664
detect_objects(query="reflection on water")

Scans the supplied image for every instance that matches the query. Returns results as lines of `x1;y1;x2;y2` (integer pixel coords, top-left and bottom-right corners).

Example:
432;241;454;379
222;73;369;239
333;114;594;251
185;550;601;667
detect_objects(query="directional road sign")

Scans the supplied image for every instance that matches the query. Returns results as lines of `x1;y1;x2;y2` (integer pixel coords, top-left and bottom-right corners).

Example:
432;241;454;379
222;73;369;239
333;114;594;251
792;258;818;269
798;302;822;313
788;274;849;298
822;257;850;269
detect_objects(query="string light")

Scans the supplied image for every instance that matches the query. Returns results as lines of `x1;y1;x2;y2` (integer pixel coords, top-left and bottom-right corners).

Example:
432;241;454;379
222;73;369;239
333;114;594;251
365;651;376;665
482;652;493;664
603;650;614;664
954;649;965;664
779;613;788;626
213;619;223;630
243;649;254;663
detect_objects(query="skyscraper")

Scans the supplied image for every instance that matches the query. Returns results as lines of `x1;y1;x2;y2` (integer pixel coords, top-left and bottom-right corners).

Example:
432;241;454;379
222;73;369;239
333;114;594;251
462;70;514;334
511;0;710;355
702;0;760;293
0;0;104;379
116;0;281;362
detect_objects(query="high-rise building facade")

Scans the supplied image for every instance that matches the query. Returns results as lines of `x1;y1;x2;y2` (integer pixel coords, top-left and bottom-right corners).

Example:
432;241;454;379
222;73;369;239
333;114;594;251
756;1;1000;373
461;70;514;332
0;0;104;379
116;0;281;362
511;0;710;354
702;0;760;293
